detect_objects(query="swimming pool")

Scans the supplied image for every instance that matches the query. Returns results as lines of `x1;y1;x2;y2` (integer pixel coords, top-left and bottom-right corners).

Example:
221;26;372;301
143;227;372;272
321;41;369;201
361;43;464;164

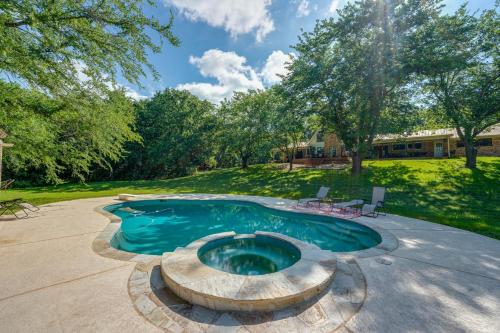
105;199;381;255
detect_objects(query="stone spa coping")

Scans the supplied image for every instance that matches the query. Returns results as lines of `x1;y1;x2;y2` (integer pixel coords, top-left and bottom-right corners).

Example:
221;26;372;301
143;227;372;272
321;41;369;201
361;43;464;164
160;231;337;312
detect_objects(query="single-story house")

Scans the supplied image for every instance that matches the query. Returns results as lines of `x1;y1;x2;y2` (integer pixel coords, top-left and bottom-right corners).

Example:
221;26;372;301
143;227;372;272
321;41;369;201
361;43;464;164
372;125;500;159
276;124;500;164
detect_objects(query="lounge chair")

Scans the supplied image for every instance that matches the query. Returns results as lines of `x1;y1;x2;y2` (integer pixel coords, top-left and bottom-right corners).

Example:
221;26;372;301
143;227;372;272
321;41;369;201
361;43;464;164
297;186;330;208
361;186;386;217
332;199;364;211
0;199;28;219
0;179;14;190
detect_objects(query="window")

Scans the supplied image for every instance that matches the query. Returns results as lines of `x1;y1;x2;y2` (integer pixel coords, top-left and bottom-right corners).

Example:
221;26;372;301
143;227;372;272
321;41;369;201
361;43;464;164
310;146;325;158
329;147;337;157
392;143;406;150
407;142;423;150
457;138;493;148
476;138;493;147
308;147;314;157
316;131;324;142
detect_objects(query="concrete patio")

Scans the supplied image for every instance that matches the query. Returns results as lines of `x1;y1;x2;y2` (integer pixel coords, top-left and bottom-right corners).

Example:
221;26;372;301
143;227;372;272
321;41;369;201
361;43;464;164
0;196;499;332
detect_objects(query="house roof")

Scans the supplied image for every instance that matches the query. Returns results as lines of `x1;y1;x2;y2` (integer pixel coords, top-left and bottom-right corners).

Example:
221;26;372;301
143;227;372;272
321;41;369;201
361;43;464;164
289;141;310;149
479;124;500;137
374;124;500;143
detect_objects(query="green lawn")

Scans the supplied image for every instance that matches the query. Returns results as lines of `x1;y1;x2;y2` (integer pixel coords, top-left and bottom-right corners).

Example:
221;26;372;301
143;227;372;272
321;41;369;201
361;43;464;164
1;157;499;240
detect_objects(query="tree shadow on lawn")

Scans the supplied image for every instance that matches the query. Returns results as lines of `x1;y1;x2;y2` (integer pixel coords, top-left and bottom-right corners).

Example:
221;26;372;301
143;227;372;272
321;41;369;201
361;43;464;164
9;161;499;238
424;159;500;237
379;159;500;238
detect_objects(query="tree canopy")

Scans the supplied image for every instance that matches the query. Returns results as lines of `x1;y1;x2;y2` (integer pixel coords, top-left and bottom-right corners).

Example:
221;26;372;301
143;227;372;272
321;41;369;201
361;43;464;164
0;0;180;184
1;0;499;186
270;84;308;171
219;90;277;168
404;5;499;168
0;0;179;94
0;81;139;184
113;89;218;179
286;0;442;173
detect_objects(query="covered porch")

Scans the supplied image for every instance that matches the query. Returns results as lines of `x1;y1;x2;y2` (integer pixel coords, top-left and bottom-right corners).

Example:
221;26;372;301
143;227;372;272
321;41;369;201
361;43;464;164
372;135;452;159
287;145;349;165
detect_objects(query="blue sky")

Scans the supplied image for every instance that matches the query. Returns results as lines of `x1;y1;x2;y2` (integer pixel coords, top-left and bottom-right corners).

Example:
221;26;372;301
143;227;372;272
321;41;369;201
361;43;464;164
122;0;497;102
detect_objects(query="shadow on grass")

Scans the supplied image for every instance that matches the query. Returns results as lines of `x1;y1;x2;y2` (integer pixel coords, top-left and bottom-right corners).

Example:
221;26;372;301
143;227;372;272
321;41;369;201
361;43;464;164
3;160;499;239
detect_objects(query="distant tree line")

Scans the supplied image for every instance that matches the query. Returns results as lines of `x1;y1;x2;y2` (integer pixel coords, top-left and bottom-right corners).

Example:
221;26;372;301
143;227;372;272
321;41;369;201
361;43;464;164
1;0;498;185
1;84;304;184
110;88;300;180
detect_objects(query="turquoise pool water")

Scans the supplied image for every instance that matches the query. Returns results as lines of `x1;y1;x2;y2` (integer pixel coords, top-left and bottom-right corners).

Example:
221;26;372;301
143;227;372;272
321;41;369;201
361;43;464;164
198;235;301;275
106;199;381;255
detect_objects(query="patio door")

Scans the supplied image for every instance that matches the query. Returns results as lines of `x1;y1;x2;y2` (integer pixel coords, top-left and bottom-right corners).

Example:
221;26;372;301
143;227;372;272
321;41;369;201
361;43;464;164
434;142;444;158
383;145;389;158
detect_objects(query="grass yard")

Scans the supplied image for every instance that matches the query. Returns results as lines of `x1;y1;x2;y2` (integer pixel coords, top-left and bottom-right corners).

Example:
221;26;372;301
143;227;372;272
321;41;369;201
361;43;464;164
1;157;499;240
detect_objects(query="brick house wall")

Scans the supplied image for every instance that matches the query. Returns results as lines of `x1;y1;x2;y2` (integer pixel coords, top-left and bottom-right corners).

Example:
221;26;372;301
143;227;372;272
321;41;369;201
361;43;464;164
276;127;500;163
451;137;500;156
324;134;345;157
373;137;459;158
375;137;500;158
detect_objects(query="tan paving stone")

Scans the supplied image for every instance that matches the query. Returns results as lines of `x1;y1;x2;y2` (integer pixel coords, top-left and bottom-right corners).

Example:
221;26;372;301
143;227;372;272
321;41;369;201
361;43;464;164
0;233;128;300
2;195;499;333
0;264;160;333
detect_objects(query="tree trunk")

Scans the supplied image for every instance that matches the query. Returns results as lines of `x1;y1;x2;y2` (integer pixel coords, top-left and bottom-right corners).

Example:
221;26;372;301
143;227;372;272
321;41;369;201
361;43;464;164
351;152;363;174
241;155;249;169
464;142;477;169
288;148;295;171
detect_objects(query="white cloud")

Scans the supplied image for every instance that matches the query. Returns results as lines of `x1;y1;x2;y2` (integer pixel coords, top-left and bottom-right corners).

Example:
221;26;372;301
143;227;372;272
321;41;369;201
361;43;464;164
176;83;230;104
260;50;292;85
297;0;311;17
329;0;341;13
164;0;275;42
177;49;294;104
177;49;264;104
123;87;148;101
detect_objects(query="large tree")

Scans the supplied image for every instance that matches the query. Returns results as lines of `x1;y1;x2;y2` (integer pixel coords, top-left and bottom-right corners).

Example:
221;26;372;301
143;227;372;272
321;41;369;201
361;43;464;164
271;84;307;171
0;0;179;93
220;90;276;169
113;89;218;179
0;1;179;184
287;0;441;174
404;6;499;169
0;82;139;184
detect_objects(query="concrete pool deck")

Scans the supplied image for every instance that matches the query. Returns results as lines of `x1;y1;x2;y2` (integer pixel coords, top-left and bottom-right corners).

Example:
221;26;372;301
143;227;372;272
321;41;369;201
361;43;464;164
0;195;499;332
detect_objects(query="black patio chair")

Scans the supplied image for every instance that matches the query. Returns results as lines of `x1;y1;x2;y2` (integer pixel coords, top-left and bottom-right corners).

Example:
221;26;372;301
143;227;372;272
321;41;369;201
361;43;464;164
0;179;14;190
0;199;28;219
